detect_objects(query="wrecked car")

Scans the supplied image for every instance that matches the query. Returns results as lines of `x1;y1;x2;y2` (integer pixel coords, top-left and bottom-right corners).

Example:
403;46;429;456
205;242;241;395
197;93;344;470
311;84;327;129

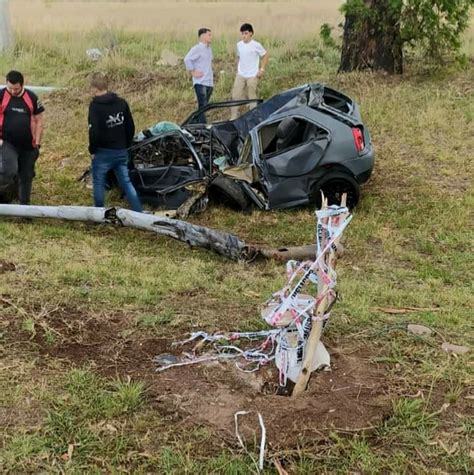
127;83;374;213
1;84;374;211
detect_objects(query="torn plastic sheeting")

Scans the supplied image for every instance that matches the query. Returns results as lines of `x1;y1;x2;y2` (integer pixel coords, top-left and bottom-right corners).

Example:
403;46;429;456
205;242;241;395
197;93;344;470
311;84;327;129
156;330;279;373
263;206;351;329
134;121;182;141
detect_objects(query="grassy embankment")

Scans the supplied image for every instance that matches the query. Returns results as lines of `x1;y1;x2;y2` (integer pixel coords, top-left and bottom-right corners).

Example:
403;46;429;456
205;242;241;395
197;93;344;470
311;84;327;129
0;10;473;474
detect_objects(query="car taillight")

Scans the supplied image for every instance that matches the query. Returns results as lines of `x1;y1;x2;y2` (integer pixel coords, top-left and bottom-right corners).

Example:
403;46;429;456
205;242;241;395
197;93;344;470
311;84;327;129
352;127;365;152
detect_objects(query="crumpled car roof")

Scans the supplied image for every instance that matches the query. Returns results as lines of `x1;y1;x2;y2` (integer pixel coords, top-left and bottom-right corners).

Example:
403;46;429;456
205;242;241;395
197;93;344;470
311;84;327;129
211;84;326;160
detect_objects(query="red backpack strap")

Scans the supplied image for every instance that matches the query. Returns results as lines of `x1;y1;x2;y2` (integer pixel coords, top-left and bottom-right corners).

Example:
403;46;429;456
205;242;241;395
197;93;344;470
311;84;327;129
0;89;12;139
22;90;34;114
22;90;36;147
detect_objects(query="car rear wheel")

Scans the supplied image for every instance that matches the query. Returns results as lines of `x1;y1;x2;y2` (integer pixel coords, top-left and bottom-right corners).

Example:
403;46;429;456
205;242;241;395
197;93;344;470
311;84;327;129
312;172;360;210
209;175;252;211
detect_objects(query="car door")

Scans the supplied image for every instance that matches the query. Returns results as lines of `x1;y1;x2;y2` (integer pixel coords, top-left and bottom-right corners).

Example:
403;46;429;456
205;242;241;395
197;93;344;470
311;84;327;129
129;130;206;208
252;116;330;209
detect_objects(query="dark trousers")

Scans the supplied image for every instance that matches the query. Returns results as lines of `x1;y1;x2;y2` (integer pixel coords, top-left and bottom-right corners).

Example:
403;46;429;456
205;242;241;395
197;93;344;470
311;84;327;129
193;84;213;123
17;148;38;205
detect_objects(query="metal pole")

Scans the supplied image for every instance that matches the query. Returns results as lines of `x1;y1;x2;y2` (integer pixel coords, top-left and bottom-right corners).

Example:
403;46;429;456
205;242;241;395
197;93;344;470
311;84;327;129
0;0;12;52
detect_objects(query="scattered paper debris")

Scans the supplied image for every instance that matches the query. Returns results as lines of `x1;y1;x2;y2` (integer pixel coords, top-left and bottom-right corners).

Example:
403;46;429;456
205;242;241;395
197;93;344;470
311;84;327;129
407;324;434;336
441;342;469;355
86;48;103;61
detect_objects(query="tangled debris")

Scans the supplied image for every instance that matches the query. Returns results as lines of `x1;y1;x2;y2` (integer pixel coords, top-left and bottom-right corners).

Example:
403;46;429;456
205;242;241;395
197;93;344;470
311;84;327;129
154;200;352;396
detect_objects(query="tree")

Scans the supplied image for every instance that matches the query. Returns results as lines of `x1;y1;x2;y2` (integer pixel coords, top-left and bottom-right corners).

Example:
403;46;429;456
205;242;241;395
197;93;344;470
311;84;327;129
0;0;12;52
339;0;474;74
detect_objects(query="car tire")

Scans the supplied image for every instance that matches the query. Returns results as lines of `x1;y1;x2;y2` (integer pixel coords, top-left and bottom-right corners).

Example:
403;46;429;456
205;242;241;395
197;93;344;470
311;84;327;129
312;172;360;210
210;175;252;211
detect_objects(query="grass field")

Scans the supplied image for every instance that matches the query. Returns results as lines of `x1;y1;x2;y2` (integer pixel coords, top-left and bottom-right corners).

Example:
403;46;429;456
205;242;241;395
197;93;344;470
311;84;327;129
1;1;473;473
11;0;345;41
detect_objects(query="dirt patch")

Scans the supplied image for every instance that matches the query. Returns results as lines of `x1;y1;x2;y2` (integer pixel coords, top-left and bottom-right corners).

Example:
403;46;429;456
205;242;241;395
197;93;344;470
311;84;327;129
149;348;389;447
0;299;391;448
4;309;391;448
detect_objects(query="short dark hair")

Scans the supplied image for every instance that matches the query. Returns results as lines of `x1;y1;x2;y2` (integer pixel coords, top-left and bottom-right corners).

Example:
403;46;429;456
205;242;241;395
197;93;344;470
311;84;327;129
240;23;254;34
6;70;24;86
198;28;211;37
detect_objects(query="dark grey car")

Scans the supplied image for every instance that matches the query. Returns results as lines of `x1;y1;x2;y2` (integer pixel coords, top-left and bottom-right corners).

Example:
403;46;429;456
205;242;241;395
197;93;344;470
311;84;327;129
215;84;374;209
1;84;374;211
128;83;374;212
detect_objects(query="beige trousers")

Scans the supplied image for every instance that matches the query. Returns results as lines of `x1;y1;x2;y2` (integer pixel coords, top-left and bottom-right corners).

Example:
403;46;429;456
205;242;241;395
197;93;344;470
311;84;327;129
230;74;259;120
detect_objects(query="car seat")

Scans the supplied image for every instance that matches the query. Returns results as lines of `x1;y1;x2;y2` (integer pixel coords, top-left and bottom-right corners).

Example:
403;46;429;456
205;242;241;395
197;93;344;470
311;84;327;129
275;117;301;151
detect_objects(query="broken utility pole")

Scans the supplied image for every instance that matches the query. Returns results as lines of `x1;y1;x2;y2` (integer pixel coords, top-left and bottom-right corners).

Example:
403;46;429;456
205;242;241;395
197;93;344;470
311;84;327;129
0;204;318;262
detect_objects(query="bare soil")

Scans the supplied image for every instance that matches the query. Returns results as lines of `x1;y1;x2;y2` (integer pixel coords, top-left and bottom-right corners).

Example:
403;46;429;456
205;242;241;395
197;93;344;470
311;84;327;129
4;306;391;448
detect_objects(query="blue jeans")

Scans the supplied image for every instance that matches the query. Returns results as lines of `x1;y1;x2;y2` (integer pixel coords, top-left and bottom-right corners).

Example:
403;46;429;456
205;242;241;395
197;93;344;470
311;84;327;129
194;84;213;123
91;148;142;212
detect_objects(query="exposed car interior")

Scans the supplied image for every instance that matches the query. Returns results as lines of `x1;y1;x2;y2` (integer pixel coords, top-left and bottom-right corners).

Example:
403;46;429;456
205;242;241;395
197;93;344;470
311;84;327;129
131;132;196;169
258;117;329;156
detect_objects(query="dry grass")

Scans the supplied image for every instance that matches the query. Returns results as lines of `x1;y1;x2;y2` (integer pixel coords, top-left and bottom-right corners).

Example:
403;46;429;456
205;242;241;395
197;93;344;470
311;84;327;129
11;0;344;40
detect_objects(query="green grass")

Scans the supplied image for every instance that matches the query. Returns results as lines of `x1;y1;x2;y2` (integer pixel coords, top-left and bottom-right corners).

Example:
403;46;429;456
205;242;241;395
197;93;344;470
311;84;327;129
0;28;473;473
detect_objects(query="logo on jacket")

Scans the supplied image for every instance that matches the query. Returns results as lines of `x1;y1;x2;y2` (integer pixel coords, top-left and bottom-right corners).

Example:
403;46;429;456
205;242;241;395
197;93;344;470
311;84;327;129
106;112;124;128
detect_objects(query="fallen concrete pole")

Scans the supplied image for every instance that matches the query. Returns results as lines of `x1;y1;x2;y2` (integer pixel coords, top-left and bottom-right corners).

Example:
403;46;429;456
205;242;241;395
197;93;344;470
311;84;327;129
0;204;317;262
0;204;250;261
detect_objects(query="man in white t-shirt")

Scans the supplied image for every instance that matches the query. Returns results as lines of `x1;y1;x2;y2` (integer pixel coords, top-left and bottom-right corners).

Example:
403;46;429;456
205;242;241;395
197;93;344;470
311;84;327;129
230;23;268;120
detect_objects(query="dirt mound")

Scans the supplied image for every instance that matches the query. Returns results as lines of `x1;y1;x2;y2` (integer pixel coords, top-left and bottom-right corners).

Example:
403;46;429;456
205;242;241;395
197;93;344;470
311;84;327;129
10;311;389;447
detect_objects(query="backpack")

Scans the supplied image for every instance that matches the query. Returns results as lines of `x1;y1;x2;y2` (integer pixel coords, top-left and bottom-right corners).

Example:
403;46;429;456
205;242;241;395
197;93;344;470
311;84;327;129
0;88;35;145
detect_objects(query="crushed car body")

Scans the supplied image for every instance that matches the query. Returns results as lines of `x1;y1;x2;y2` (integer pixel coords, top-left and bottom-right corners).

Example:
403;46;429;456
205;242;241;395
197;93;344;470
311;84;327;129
1;84;374;212
127;83;374;212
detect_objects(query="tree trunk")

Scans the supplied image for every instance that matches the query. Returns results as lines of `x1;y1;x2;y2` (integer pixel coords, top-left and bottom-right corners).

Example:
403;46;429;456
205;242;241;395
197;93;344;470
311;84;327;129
339;0;403;74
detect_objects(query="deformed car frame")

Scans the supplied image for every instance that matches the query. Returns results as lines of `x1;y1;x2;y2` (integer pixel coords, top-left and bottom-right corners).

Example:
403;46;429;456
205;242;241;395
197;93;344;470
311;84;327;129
0;84;374;212
126;83;374;213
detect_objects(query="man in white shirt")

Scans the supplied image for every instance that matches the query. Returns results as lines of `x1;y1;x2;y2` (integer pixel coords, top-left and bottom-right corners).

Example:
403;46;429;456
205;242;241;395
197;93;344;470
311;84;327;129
230;23;268;120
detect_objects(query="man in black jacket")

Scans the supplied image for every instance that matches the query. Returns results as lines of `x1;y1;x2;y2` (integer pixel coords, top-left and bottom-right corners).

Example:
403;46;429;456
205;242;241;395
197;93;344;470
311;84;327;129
0;70;44;205
88;73;142;212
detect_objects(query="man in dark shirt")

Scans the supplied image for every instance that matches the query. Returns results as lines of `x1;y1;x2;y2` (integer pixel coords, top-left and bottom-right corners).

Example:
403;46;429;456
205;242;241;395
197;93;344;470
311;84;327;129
0;70;44;204
88;72;142;212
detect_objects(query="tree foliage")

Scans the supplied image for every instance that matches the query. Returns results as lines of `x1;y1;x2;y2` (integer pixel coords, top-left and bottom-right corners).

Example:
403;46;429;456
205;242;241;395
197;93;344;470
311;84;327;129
342;0;474;62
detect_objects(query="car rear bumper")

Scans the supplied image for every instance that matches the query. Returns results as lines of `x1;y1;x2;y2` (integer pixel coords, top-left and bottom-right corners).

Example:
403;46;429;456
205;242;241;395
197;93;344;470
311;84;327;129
343;147;375;184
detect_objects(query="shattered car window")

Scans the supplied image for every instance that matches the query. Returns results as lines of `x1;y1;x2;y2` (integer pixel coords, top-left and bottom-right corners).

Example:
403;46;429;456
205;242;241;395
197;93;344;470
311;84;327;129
258;117;329;157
